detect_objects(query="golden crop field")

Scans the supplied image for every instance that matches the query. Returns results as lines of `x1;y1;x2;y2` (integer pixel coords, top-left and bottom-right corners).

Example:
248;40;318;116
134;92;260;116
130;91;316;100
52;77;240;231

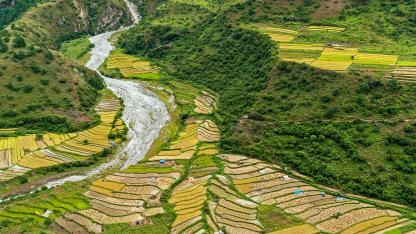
259;26;299;35
311;60;352;71
106;50;159;79
307;25;345;32
353;53;398;65
397;60;416;67
279;43;325;51
0;93;121;182
268;34;295;42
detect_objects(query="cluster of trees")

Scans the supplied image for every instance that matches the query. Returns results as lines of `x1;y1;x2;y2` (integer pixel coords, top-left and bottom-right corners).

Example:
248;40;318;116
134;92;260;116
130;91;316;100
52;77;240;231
119;0;416;206
224;61;416;206
0;0;43;29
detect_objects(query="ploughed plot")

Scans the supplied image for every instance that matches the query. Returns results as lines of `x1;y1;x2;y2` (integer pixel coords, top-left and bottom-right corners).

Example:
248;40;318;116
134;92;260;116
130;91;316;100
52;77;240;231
55;163;181;232
208;176;263;234
219;154;407;234
386;67;416;83
197;119;220;142
0;92;122;182
106;50;159;79
194;91;217;114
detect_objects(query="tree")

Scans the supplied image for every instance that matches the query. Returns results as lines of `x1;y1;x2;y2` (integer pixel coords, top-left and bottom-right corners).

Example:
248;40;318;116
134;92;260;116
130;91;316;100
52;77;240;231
209;0;225;12
0;40;7;52
12;35;25;48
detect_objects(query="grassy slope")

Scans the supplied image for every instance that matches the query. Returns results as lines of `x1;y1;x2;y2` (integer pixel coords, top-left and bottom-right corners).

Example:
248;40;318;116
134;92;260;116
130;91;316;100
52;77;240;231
0;0;131;132
119;0;416;207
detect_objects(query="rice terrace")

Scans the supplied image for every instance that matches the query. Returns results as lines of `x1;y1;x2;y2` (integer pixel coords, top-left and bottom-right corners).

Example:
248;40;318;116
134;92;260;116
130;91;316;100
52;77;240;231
1;0;416;233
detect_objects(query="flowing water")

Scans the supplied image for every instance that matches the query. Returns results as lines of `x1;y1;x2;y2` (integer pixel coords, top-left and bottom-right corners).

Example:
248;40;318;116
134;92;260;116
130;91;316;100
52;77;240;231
0;1;170;194
45;0;170;188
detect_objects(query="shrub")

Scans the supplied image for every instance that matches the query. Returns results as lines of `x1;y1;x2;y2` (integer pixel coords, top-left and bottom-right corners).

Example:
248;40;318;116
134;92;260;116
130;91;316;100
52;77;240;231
0;40;7;52
22;84;34;93
12;35;26;48
40;78;49;86
4;82;20;91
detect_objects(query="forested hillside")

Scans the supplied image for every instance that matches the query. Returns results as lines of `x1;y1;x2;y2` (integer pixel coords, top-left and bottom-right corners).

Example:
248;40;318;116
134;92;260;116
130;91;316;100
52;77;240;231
0;0;132;132
119;0;416;206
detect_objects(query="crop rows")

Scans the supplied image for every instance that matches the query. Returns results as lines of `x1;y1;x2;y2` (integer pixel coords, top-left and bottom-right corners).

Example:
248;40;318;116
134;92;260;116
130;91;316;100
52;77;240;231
255;25;298;43
197;120;220;142
219;154;406;233
53;165;181;232
0;95;121;182
267;224;319;234
197;143;219;156
106;50;158;79
0;194;89;230
353;53;398;65
387;67;416;83
194;92;217;114
150;122;199;161
306;25;345;32
170;180;208;234
208;177;263;234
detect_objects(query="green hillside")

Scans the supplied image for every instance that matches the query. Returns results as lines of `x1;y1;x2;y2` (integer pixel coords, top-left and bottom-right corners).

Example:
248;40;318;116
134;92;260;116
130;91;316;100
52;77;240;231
119;0;416;206
0;0;132;132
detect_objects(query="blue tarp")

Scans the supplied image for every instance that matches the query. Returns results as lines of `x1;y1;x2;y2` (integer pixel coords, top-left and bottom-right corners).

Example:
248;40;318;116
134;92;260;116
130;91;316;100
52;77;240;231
293;189;304;195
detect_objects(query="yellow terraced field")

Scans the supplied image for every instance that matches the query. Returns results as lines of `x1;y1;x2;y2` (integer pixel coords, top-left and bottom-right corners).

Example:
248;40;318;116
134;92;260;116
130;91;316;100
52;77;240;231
106;50;158;79
353;53;398;65
340;216;398;234
397;60;416;67
268;34;295;42
311;60;352;71
268;224;319;234
260;27;298;35
279;43;325;51
92;179;125;191
307;25;345;32
194;93;216;114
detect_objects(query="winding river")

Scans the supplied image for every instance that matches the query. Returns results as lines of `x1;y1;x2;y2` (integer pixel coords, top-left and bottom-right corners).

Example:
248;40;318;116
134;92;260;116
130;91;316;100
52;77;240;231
0;0;168;203
45;0;170;188
44;1;169;187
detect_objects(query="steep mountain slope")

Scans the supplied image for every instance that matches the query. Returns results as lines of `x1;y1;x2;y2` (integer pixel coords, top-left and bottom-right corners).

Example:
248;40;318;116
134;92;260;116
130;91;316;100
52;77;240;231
0;0;132;132
119;0;416;206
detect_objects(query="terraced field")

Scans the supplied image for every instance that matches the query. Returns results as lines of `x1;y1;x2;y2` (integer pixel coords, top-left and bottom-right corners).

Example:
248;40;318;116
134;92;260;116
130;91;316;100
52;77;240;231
0;91;124;182
103;50;159;79
219;154;416;234
387;67;416;83
0;184;90;230
194;92;217;114
5;91;411;234
52;165;182;232
248;24;416;80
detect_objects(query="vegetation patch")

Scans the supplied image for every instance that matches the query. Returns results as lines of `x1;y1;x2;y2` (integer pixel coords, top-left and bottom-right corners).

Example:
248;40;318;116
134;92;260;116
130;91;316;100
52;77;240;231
257;205;304;232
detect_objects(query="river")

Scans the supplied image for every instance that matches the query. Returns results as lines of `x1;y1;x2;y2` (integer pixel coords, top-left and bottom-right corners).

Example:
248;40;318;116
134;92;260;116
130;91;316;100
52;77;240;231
45;0;170;188
0;0;170;194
